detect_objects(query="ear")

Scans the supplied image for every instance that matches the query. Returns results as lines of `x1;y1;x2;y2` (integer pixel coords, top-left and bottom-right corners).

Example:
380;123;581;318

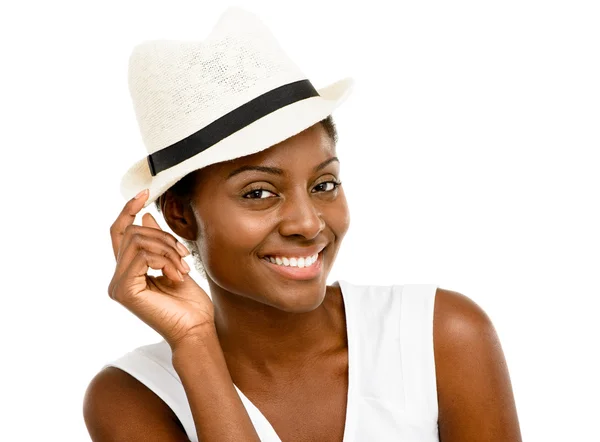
160;191;198;241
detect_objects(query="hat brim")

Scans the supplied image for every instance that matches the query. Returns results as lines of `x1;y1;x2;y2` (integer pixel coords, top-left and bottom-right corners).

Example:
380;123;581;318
120;76;354;208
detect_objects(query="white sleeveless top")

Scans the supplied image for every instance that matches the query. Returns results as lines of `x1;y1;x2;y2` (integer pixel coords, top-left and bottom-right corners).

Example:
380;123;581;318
104;280;440;441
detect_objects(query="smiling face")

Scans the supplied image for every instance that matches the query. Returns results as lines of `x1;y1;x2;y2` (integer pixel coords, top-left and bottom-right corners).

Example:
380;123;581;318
165;122;350;313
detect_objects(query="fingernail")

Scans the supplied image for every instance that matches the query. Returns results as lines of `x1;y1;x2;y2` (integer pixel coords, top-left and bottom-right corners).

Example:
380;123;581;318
181;258;191;273
134;189;148;199
177;270;184;281
176;242;190;256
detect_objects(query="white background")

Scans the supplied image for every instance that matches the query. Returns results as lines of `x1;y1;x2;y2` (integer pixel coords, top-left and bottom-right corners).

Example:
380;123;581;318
1;1;598;440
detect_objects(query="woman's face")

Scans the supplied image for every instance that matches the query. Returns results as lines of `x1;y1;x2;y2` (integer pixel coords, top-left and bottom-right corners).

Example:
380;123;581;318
187;122;350;312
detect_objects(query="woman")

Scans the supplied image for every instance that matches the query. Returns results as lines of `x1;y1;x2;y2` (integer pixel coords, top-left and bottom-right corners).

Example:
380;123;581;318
83;7;521;442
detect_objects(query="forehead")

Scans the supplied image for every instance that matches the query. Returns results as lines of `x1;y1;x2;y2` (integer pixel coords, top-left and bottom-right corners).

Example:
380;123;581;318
205;123;336;178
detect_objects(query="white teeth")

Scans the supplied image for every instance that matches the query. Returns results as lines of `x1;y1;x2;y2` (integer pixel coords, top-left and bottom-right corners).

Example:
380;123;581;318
265;252;320;268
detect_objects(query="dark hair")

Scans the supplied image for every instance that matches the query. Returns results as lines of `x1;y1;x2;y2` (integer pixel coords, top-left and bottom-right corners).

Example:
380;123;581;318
155;115;338;277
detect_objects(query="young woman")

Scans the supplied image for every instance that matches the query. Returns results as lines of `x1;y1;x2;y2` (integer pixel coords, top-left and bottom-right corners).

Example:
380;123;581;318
83;7;521;442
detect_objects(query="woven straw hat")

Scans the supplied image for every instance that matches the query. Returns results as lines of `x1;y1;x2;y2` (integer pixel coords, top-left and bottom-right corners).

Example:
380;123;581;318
120;6;354;208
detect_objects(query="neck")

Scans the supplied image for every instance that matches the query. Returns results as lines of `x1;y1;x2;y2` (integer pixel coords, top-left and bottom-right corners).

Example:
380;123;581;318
208;282;346;380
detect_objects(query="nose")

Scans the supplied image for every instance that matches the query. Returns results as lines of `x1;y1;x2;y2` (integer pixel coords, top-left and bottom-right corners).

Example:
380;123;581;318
277;188;325;240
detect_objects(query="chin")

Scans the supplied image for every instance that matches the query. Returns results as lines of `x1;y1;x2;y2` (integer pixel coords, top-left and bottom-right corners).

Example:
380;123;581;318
260;283;329;313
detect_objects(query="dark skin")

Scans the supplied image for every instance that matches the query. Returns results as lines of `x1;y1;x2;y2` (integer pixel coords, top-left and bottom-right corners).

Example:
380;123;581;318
84;123;522;441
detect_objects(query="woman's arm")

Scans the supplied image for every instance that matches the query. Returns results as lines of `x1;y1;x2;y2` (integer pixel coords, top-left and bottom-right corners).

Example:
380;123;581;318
171;323;261;442
434;288;522;441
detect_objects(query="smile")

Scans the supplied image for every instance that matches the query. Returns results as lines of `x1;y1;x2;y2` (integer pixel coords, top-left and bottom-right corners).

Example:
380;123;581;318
261;251;324;280
262;253;319;268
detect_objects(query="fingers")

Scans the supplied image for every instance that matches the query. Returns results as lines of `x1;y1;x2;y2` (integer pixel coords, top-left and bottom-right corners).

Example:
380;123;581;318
115;232;191;283
110;189;149;261
140;212;191;257
110;189;191;262
109;250;184;302
110;188;193;292
129;249;184;284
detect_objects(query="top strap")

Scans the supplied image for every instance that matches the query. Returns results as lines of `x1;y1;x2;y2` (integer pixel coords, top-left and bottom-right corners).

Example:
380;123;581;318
399;284;439;419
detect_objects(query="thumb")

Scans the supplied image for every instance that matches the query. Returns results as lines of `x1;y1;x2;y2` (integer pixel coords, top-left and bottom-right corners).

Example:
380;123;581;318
141;212;163;230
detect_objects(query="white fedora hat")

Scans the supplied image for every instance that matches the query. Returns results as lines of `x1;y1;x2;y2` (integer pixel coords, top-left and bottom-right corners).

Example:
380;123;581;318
120;6;354;208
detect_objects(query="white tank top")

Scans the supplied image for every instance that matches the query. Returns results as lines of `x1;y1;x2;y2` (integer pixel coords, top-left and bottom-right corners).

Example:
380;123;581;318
104;280;440;441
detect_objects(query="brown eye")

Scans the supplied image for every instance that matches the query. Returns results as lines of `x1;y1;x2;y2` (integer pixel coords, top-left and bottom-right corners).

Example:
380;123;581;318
312;181;341;193
243;189;277;199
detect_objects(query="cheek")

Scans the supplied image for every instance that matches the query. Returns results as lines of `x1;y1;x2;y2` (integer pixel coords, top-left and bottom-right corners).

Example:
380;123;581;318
198;210;278;295
327;191;351;241
198;209;273;269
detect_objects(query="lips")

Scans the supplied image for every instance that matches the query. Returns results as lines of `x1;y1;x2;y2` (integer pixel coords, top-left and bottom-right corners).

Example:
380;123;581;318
260;244;327;261
261;249;324;280
263;253;319;268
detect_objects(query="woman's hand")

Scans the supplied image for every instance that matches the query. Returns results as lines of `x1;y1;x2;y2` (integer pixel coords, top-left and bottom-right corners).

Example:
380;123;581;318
108;189;215;350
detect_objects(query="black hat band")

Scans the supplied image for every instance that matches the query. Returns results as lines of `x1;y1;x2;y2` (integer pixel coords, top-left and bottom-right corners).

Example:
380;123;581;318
147;79;320;176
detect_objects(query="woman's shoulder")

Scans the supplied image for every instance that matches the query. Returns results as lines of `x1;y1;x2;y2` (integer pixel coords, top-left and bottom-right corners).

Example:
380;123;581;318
433;287;497;371
432;288;522;439
83;340;190;440
83;365;186;440
433;287;497;356
433;287;492;336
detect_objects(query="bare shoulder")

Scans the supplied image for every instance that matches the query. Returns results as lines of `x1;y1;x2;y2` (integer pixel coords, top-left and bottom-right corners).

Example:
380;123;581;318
83;366;188;441
433;288;522;442
433;288;494;342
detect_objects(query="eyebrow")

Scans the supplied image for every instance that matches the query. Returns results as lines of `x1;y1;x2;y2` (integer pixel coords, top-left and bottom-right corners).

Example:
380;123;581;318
227;156;339;179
